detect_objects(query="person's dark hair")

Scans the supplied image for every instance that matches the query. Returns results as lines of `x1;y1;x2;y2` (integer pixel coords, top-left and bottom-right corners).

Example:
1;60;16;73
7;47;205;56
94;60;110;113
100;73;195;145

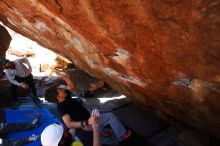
0;59;9;68
58;129;72;146
45;84;59;103
45;84;71;103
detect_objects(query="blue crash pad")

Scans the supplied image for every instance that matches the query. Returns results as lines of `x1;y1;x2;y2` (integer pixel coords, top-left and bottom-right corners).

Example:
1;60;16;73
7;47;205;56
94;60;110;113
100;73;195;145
4;109;63;146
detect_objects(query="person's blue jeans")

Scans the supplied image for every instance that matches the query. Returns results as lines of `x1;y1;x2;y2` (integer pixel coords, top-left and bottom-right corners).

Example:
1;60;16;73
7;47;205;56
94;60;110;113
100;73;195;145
0;122;37;146
0;122;36;134
1;137;30;146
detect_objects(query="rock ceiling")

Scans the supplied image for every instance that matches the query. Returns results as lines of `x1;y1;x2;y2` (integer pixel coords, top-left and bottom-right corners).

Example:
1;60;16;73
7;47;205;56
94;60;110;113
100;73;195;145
0;0;219;139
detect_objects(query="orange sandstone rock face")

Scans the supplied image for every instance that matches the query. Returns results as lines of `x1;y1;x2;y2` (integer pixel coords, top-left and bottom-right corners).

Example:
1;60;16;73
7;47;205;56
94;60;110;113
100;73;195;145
0;0;219;138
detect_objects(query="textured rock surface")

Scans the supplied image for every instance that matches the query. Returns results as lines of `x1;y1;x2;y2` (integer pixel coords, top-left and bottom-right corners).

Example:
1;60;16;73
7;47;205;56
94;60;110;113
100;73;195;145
0;0;219;139
0;24;11;58
0;24;11;76
66;69;104;95
35;69;104;97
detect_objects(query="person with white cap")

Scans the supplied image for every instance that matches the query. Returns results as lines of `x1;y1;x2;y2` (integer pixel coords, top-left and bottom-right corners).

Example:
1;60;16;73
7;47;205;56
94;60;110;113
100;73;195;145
41;123;70;146
41;109;101;146
45;71;131;145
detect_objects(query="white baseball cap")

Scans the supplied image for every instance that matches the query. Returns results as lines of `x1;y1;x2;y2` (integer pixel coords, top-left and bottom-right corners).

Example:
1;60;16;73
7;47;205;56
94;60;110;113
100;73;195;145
57;85;68;89
41;124;64;146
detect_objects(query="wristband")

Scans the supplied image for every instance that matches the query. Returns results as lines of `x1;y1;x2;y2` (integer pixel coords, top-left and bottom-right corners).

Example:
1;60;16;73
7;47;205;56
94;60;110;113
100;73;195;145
81;120;88;127
84;120;88;126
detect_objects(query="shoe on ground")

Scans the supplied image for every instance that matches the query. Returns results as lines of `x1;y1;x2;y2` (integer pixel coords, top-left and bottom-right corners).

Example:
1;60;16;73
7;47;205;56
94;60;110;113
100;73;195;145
119;130;133;146
32;115;41;127
29;134;39;141
121;130;132;141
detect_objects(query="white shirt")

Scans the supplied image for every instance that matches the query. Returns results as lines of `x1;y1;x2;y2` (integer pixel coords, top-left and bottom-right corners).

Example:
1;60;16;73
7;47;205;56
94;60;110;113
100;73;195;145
4;58;32;86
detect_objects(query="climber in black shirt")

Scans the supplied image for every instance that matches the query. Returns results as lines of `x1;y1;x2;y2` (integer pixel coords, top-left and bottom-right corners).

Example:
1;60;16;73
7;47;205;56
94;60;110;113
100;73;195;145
45;71;131;144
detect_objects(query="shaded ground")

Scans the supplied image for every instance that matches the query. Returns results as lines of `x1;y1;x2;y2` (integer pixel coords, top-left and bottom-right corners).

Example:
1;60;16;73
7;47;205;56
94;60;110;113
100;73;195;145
0;87;177;146
0;76;219;146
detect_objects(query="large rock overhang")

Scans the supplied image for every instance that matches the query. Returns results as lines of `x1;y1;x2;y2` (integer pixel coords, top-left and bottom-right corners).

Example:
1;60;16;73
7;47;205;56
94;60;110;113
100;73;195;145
0;0;219;139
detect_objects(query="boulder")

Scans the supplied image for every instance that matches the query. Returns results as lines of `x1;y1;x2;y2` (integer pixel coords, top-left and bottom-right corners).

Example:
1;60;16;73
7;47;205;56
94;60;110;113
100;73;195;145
0;78;29;102
65;69;104;95
0;0;219;139
0;24;11;77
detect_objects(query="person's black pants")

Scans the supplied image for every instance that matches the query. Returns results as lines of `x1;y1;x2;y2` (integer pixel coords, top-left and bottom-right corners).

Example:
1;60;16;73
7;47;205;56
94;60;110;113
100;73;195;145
0;122;36;134
10;74;37;100
1;137;30;146
0;122;37;146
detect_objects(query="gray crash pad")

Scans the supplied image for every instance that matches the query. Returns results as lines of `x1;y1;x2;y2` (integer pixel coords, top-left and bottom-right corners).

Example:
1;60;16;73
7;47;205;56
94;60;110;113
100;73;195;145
113;103;168;138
